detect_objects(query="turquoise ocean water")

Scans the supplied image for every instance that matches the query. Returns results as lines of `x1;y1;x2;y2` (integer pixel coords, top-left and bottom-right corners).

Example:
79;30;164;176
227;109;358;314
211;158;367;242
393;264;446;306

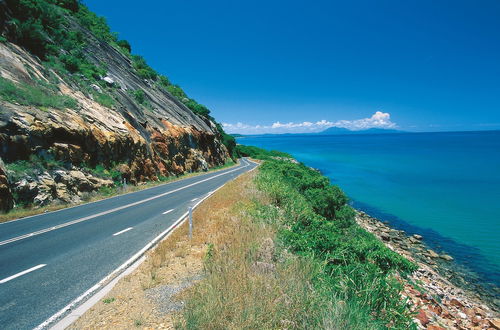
238;131;500;287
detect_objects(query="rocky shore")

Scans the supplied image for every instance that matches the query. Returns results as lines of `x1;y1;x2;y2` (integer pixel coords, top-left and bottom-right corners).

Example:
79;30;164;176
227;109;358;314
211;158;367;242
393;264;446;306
356;211;499;329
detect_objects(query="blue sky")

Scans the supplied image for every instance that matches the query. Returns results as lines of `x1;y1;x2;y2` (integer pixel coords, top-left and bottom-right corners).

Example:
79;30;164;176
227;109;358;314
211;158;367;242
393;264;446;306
85;0;500;133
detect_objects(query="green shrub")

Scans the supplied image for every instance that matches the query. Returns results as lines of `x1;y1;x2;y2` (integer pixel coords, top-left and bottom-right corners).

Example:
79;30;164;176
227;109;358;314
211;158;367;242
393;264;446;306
116;39;131;53
5;154;64;183
5;0;65;59
255;159;417;328
132;55;157;80
157;75;171;88
85;163;123;183
133;89;145;104
235;144;292;160
75;5;117;43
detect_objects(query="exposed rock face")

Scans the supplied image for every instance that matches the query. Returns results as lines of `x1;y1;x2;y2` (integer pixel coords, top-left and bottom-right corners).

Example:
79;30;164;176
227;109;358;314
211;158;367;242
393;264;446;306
0;19;230;211
12;168;113;207
0;157;14;211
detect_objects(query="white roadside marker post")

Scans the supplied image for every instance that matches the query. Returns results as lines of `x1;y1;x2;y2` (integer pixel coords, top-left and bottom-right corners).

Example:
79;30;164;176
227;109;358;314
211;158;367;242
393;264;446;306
189;206;193;240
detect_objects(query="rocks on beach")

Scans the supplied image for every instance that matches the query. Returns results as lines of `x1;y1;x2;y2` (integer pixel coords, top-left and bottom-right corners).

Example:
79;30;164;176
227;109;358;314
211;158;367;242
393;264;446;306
355;210;499;329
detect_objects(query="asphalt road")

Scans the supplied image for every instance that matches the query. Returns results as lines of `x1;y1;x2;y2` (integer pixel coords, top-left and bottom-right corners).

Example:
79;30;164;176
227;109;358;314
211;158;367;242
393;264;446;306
0;158;257;329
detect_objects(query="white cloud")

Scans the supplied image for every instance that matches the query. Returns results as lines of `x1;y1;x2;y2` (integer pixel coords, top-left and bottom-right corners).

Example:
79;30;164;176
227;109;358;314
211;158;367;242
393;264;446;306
223;111;397;134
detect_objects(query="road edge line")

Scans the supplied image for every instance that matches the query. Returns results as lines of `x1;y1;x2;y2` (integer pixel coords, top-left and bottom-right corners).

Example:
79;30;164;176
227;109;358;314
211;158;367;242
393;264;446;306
1;159;242;226
41;158;258;330
1;161;250;246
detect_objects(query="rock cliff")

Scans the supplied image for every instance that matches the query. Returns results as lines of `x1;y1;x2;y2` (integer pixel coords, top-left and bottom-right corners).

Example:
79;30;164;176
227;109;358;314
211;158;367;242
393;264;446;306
0;1;231;212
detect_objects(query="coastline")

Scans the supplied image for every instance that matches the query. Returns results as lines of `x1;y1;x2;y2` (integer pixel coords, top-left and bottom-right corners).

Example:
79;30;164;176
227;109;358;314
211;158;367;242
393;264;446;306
355;210;500;328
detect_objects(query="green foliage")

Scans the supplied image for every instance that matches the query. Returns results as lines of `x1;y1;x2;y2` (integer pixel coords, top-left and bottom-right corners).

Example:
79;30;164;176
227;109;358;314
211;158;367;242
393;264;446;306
4;0;107;85
75;5;117;43
5;154;64;183
4;0;235;161
94;92;115;108
165;84;186;99
5;0;66;59
255;159;417;328
132;89;145;104
116;39;131;53
235;144;292;160
132;55;157;80
86;163;122;183
47;0;78;12
157;75;171;88
221;132;236;157
184;100;210;118
102;297;115;304
0;36;7;43
0;76;77;109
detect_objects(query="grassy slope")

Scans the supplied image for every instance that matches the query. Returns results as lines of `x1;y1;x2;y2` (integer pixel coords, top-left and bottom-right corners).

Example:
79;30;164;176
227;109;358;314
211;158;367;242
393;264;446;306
179;150;417;329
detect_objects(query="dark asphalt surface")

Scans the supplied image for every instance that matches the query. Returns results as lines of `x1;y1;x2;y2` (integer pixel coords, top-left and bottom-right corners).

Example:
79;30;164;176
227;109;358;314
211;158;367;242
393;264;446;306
0;158;257;329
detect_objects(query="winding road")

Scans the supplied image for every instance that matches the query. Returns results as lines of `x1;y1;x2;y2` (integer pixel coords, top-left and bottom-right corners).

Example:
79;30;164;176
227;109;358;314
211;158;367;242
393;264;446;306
0;158;257;329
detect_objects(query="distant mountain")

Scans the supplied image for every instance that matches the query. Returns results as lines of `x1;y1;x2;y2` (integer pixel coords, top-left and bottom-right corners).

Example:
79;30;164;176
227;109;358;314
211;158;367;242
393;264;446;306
319;127;404;135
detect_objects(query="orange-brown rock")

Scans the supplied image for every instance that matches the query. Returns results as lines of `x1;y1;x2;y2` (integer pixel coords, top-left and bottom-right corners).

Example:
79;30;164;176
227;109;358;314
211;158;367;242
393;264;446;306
450;298;464;308
489;318;500;329
0;37;230;211
416;309;430;326
428;304;443;316
426;325;445;330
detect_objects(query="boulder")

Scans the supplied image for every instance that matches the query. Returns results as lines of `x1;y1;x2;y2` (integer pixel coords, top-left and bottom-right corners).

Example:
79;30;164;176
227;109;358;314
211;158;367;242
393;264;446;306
489;318;500;330
55;183;72;203
440;254;454;261
409;237;422;244
69;170;94;191
412;234;423;240
14;179;39;202
102;76;115;85
450;298;464;308
33;191;53;206
427;249;440;258
51;143;86;164
415;309;430;326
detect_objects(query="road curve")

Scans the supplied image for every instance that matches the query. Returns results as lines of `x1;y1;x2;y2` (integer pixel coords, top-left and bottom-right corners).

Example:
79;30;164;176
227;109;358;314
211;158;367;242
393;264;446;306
0;158;257;329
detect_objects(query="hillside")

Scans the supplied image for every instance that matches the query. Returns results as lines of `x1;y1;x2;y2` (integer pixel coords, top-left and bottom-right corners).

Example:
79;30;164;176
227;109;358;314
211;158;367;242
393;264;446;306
0;0;235;212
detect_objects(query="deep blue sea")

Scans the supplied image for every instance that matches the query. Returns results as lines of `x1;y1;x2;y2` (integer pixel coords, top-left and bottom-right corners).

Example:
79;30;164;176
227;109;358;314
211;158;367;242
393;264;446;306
238;131;500;288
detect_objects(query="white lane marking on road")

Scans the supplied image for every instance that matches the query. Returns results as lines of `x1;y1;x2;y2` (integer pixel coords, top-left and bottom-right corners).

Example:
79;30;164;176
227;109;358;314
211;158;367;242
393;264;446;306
112;227;133;236
36;158;260;330
162;209;174;215
0;162;253;247
0;264;47;284
191;198;198;202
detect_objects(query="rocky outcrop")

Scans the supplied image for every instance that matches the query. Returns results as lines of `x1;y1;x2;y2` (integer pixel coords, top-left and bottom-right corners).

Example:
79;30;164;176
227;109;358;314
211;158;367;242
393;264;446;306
12;168;113;207
0;157;14;211
0;17;230;211
356;211;499;329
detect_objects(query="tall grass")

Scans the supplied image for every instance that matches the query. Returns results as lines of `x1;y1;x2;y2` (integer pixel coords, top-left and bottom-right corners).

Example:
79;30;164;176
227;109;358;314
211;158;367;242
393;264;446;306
179;159;417;329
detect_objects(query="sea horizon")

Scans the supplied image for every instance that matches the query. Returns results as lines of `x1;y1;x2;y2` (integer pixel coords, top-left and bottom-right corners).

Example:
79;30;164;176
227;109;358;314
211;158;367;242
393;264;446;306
237;130;500;291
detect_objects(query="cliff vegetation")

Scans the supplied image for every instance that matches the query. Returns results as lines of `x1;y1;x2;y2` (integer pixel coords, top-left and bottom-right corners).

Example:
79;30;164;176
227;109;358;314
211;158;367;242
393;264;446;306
0;0;236;213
